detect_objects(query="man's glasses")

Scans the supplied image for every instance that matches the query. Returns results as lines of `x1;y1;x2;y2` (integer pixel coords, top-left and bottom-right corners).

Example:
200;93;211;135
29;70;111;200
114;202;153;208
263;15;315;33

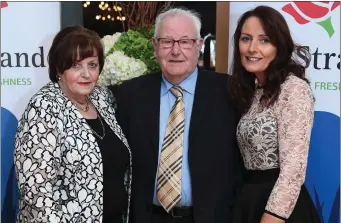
156;38;198;49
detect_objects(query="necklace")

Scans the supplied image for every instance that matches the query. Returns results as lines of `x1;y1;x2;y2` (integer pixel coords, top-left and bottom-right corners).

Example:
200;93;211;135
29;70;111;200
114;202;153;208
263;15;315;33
59;81;89;112
89;113;106;140
77;97;89;112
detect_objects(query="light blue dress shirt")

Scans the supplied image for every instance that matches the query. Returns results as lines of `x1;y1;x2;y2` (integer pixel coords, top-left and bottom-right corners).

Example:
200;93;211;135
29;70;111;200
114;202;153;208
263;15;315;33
153;68;198;206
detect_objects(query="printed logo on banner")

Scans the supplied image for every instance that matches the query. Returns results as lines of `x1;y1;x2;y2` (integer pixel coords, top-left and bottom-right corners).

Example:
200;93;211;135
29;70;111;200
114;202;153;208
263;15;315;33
282;3;341;221
1;1;8;8
1;107;19;223
282;2;340;37
305;111;340;223
1;1;46;87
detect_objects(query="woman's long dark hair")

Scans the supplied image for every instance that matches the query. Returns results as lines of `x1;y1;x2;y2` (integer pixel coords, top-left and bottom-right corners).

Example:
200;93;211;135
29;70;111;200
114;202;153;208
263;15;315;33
228;6;311;115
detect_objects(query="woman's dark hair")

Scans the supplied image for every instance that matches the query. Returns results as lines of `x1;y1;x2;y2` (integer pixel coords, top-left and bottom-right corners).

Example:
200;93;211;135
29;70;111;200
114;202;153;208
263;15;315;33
228;5;311;115
48;25;104;82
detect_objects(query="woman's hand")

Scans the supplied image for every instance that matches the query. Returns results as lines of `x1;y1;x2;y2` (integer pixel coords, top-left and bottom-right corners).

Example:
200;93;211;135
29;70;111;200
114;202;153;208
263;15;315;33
260;213;285;223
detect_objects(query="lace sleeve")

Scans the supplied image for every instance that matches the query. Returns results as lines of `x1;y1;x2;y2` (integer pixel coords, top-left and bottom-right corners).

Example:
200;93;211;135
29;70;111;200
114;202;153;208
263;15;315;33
14;98;71;222
265;77;314;219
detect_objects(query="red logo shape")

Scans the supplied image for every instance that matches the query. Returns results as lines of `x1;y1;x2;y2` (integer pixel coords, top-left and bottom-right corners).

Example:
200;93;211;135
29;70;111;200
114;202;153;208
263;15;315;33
1;1;8;8
282;2;340;37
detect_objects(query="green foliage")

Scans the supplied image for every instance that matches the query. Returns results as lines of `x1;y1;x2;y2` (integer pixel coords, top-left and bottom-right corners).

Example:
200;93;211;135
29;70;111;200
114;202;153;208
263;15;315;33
135;26;155;40
112;28;160;73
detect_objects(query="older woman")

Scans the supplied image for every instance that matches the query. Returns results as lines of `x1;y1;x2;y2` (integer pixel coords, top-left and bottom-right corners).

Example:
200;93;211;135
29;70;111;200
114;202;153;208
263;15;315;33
14;26;131;223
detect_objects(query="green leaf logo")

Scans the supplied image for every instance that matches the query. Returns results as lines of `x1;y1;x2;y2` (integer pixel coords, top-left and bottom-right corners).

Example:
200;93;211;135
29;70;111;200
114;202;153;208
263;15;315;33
282;2;340;38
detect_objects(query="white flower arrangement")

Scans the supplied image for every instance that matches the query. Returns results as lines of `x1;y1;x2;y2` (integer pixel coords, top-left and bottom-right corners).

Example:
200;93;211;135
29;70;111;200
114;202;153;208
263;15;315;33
101;32;122;55
98;51;147;86
98;33;148;86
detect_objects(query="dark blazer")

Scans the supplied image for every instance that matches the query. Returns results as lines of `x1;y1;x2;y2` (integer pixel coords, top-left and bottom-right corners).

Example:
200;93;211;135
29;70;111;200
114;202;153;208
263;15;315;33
111;68;243;223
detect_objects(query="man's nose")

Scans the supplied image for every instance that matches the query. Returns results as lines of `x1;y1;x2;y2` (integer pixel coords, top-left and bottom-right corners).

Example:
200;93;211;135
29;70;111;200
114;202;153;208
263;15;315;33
171;42;181;55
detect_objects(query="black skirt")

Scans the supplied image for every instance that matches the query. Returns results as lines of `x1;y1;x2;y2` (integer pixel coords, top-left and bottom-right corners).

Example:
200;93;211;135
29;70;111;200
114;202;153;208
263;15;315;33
232;168;321;223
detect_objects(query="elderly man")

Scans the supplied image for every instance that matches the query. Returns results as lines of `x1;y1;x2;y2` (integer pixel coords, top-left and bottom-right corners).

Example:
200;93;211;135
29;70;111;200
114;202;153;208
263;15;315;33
112;8;243;223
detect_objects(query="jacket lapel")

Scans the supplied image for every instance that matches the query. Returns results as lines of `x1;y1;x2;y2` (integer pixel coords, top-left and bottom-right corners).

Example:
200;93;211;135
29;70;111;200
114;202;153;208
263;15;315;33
144;73;162;157
89;87;132;220
189;69;212;139
89;87;130;150
144;70;211;152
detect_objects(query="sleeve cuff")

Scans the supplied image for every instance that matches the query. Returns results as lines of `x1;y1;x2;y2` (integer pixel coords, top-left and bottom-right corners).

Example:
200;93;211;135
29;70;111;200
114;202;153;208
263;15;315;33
264;210;287;221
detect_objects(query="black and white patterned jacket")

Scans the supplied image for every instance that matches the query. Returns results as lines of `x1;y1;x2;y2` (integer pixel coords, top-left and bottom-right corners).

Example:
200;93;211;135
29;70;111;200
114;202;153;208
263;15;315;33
14;82;132;223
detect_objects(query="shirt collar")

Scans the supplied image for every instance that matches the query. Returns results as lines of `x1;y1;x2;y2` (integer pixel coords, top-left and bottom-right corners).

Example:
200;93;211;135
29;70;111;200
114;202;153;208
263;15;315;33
161;68;198;96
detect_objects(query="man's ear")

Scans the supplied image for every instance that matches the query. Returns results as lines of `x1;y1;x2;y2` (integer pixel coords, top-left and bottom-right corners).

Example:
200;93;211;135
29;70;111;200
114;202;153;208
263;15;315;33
197;38;204;49
152;38;158;50
152;38;158;58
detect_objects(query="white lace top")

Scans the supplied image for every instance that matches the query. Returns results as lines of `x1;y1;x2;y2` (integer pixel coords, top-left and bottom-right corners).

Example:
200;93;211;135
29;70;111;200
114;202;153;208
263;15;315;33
236;75;314;218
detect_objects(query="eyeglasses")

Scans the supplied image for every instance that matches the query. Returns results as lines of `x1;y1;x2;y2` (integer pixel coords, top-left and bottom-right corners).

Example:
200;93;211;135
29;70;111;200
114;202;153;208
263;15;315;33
156;38;198;49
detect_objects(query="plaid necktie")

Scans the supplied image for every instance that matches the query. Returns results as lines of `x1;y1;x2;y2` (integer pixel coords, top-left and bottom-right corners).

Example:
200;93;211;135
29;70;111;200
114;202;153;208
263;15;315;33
157;85;185;212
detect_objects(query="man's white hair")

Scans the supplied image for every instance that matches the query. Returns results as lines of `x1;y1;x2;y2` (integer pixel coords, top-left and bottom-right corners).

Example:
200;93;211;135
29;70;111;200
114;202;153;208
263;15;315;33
154;8;202;39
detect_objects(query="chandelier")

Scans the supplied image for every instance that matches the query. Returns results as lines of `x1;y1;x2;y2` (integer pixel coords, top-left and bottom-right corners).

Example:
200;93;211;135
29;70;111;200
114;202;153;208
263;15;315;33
83;1;126;22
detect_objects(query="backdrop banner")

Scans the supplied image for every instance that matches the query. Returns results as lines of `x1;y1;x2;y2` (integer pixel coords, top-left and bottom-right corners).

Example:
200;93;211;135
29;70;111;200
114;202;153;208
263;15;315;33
228;2;340;222
1;2;60;222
